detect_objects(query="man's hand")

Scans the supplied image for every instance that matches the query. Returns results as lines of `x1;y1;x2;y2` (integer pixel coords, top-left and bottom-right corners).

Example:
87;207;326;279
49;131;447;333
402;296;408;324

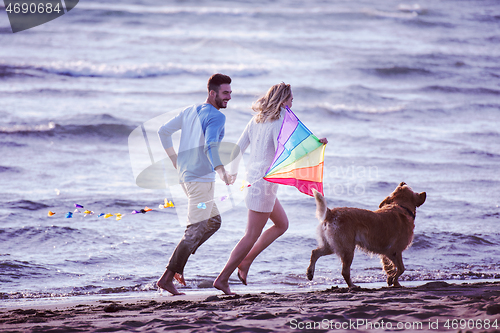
165;147;178;169
215;165;231;185
319;137;328;145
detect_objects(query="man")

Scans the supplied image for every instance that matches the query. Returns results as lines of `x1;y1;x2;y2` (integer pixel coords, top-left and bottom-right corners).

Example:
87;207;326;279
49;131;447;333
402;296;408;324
157;73;232;295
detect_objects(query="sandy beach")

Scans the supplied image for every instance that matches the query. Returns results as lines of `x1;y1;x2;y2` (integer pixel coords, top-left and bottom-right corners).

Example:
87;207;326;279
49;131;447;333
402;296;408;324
2;0;500;327
1;281;499;332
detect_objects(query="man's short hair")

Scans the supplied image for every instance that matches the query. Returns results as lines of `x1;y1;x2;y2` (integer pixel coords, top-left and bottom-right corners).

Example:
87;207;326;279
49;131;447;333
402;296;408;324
207;73;232;93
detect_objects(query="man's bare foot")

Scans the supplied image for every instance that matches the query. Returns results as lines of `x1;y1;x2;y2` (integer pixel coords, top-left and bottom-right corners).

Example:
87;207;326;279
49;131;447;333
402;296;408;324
157;280;185;296
174;273;186;286
213;279;235;295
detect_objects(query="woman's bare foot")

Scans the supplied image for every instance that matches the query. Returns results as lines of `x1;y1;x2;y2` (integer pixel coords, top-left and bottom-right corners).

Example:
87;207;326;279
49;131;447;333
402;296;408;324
237;269;247;285
213;278;235;295
157;279;185;296
174;273;186;286
237;264;249;285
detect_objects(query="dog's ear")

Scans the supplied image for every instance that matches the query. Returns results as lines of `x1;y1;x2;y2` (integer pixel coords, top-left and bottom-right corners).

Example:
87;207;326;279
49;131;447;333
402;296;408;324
379;196;391;208
416;192;426;207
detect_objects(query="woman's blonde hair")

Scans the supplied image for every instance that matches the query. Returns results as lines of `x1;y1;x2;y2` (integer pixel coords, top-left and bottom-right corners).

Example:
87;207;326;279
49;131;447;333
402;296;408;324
252;82;292;123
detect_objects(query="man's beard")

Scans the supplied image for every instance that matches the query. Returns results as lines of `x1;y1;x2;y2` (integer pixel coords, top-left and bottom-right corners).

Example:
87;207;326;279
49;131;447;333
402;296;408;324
214;93;227;109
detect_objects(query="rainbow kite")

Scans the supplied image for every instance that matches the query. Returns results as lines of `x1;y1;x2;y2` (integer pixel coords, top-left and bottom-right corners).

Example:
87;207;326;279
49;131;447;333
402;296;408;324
263;106;326;197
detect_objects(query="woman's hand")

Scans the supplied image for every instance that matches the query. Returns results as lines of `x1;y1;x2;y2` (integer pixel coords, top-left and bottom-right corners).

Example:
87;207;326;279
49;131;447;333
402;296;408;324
215;166;230;185
319;138;328;145
228;174;237;185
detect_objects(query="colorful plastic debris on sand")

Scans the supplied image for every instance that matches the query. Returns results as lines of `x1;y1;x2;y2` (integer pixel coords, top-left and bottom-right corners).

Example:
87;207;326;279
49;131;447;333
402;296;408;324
240;180;251;191
48;200;173;220
159;198;175;209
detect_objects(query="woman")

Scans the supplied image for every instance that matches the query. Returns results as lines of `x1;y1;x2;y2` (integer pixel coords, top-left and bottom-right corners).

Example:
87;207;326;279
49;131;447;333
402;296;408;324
213;82;327;295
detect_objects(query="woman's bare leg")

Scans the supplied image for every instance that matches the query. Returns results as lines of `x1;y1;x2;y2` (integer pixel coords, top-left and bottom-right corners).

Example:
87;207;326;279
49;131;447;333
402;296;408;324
238;199;289;284
213;210;271;295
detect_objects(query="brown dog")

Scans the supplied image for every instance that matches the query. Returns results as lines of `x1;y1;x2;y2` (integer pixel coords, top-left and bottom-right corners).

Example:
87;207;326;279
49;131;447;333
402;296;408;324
307;182;426;288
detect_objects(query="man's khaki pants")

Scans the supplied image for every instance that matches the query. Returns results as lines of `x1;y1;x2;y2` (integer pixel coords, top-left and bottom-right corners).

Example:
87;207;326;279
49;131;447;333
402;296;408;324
166;182;221;275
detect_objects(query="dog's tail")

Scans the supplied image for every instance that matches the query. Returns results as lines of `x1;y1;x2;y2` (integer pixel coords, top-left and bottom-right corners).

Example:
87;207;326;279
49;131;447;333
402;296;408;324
312;189;328;221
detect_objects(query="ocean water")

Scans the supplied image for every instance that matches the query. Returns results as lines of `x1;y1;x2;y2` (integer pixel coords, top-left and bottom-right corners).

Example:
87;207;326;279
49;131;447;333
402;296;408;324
0;0;499;304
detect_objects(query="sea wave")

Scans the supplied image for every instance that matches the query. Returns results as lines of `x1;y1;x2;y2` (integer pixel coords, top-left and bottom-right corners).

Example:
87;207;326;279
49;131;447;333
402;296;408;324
0;61;269;79
404;271;500;282
370;66;433;77
459;149;500;160
0;65;35;79
300;269;500;288
0;260;48;280
0;123;134;142
0;166;21;174
74;2;384;18
460;130;500;140
0;141;26;148
0;281;157;300
0;114;136;142
5;200;50;211
423;85;500;96
409;234;434;250
454;233;496;246
414;232;498;251
1;225;80;243
319;102;406;114
0;122;56;134
407;231;500;265
362;8;419;19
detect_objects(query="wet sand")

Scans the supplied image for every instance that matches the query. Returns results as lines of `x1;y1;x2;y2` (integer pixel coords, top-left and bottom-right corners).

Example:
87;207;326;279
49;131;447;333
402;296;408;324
1;281;499;332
